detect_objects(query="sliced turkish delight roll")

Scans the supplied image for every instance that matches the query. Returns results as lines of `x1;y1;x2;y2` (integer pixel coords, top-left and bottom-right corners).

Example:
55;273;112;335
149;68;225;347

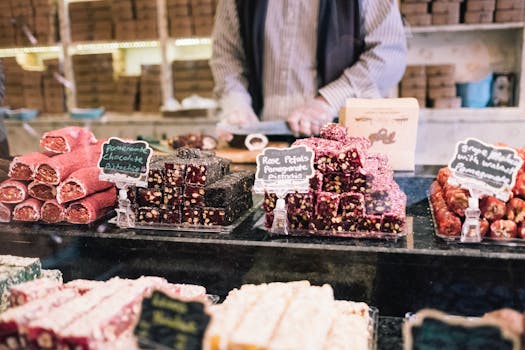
26;278;129;350
184;185;206;207
185;157;223;186
147;161;164;189
0;180;28;204
40;126;96;154
27;182;56;201
204;171;254;207
57;278;164;350
56;167;113;204
163;186;183;207
0;203;12;222
65;187;117;224
160;206;181;224
13;199;42;222
137;206;161;224
137;187;163;207
34;144;103;185
340;192;365;218
0;289;78;350
263;192;277;212
315;191;340;217
41;199;66;223
9;278;62;307
182;206;201;225
165;161;186;187
9;152;50;181
322;172;350;193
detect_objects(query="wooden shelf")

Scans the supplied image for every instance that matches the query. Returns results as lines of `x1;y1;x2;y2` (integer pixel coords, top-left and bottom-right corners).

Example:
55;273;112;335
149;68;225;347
0;45;61;57
419;107;524;122
406;22;524;34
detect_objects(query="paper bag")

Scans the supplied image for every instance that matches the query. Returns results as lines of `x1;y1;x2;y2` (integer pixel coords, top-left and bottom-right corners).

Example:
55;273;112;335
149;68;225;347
339;98;419;171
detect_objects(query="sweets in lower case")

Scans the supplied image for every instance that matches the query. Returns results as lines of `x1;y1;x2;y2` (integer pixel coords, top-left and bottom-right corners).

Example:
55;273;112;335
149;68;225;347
0;256;43;312
430;146;525;238
204;281;370;350
0;275;206;350
263;123;406;236
130;149;255;227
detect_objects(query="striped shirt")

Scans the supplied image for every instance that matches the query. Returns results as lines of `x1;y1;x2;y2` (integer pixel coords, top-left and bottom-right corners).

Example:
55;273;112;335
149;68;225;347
211;0;407;122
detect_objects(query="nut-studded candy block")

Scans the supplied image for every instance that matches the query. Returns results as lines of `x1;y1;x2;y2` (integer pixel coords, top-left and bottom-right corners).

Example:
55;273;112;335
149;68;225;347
165;161;186;187
182;207;202;225
340;192;365;218
147;162;164;189
184;185;205;207
322;172;351;193
320;123;348;142
137;187;163;207
293;138;344;173
309;171;323;191
348;170;368;194
202;207;235;226
184;157;223;186
365;194;392;215
160;205;182;224
263;192;277;212
286;191;315;213
315;191;340;217
358;214;382;232
204;171;254;207
137;206;161;223
380;213;405;234
163;186;183;207
337;146;363;172
287;211;312;230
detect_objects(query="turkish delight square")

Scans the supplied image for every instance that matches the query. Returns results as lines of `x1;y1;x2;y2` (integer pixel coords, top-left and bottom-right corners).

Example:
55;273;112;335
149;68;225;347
184;185;205;207
147;162;164;189
137;187;163;207
286;191;315;213
315;191;340;217
182;207;201;225
348;170;368;193
320;123;348;142
204;171;254;207
380;213;405;234
309;171;323;191
365;194;392;215
137;206;161;223
218;157;231;176
184;157;223;186
165;162;186;187
202;207;234;226
358;214;382;232
338;146;363;172
340;192;365;217
287;211;311;230
322;172;351;193
293;138;343;173
263;192;277;212
163;186;183;207
160;206;182;224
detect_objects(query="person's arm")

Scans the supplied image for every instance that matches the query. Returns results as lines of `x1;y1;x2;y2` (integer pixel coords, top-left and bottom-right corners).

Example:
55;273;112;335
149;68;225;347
318;0;408;114
210;0;254;116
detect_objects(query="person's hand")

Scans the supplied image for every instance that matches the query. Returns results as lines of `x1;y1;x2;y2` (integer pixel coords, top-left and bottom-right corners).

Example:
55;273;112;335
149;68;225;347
287;96;335;137
216;105;259;142
483;308;524;335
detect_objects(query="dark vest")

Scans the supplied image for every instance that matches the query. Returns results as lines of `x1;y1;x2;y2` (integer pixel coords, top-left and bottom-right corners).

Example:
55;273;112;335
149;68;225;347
235;0;364;116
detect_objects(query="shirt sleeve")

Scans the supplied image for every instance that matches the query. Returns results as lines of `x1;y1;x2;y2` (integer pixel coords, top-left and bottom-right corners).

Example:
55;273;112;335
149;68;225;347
318;0;408;114
210;0;253;113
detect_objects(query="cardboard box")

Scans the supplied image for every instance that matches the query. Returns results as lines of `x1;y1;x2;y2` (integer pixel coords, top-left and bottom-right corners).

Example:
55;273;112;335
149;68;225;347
464;10;494;23
432;12;460;24
403;13;432;26
430;97;462;108
466;0;496;11
428;75;455;88
400;76;427;89
496;0;525;10
401;2;429;14
428;86;457;99
431;1;461;13
495;8;524;22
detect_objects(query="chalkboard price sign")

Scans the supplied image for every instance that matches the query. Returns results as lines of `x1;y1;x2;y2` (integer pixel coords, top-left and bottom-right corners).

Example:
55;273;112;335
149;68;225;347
253;145;315;195
134;291;210;350
449;138;523;200
98;137;153;186
403;309;520;350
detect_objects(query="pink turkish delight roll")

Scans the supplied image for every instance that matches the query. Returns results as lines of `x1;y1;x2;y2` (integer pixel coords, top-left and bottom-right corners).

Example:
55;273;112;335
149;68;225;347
34;144;103;185
40;126;96;154
9;278;63;307
41;199;66;223
66;187;117;224
9;152;50;181
0;289;79;350
57;167;113;204
13;199;42;222
28;182;56;201
0;203;12;222
0;180;28;204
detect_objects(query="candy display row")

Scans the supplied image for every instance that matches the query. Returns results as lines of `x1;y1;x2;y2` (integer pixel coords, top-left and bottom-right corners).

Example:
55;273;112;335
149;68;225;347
0;127;116;225
129;149;255;227
263;123;407;236
0;275;206;350
430;146;525;239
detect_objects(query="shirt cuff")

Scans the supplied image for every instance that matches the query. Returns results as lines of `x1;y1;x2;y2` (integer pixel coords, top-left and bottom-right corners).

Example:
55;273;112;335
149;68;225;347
318;77;356;116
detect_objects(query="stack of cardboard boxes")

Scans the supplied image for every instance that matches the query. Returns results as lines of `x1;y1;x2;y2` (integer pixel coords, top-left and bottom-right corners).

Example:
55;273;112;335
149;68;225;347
140;65;162;112
191;0;215;36
464;0;496;23
112;0;136;41
69;0;112;42
1;58;25;109
22;70;45;111
400;65;427;107
400;1;432;26
431;1;461;25
73;54;114;109
0;0;57;47
113;75;140;113
135;0;158;40
167;0;216;37
427;64;460;108
42;59;65;113
172;59;214;101
495;0;524;22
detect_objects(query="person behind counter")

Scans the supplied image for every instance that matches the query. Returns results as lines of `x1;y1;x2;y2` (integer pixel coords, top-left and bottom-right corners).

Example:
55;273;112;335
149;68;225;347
211;0;407;139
